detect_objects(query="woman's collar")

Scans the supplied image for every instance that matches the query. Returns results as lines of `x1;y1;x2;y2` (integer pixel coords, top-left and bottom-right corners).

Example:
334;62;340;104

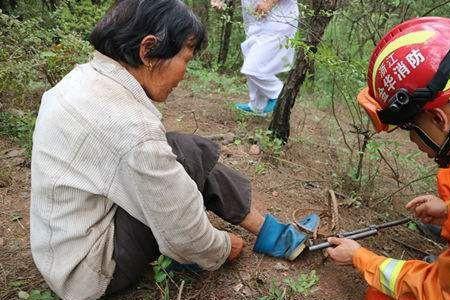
90;51;162;120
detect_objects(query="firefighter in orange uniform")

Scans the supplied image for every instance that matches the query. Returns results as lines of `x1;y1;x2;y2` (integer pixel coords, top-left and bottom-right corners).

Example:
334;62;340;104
326;17;450;300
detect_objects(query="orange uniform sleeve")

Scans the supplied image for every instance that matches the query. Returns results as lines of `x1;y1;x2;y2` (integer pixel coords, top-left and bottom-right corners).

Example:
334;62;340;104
392;249;450;299
352;169;450;299
437;168;450;203
354;234;450;299
441;201;450;241
438;168;450;240
353;247;388;292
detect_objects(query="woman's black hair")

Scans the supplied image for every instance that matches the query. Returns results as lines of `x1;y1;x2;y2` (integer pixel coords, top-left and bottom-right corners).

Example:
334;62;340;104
90;0;207;67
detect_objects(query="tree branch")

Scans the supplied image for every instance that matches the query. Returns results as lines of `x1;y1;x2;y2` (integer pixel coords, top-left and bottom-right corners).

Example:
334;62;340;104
422;0;450;16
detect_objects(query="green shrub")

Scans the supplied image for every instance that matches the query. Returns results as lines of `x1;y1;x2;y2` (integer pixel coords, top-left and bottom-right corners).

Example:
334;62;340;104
40;33;92;86
0;111;36;158
254;129;283;156
52;0;111;39
0;13;51;108
0;0;110;109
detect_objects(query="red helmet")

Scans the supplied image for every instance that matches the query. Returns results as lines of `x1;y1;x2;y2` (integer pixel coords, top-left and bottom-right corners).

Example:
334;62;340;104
358;17;450;132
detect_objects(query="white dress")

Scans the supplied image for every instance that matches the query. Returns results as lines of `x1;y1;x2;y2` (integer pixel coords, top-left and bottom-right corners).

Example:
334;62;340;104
240;0;298;112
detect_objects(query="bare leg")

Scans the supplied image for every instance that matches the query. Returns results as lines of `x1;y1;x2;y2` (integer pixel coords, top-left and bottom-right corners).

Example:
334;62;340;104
239;206;265;235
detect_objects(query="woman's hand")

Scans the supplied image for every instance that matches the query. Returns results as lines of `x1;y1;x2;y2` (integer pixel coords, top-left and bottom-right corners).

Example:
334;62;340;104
255;0;277;17
406;195;448;225
326;237;361;265
211;0;226;10
227;233;244;262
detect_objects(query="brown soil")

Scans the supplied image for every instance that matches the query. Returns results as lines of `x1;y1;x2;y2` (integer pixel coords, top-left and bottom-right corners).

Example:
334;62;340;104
0;85;444;300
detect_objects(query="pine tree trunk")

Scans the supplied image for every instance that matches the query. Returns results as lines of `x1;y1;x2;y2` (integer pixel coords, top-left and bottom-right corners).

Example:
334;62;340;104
218;0;235;71
269;0;340;142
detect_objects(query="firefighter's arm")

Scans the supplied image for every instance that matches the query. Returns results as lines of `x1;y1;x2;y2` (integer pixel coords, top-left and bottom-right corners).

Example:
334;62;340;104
437;167;450;203
353;247;450;299
327;238;390;292
328;239;402;295
352;247;388;293
437;168;450;241
440;200;450;241
351;196;450;299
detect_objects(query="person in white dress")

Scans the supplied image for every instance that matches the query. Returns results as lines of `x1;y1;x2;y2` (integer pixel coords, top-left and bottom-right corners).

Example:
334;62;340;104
212;0;298;116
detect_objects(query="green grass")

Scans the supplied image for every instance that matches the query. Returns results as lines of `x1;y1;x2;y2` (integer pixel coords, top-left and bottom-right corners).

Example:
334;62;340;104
254;129;283;157
185;60;246;95
284;270;319;296
0;111;36;158
259;271;319;300
17;289;58;300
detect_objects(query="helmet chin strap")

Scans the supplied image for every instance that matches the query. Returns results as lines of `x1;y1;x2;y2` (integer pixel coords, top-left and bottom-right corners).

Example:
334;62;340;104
436;134;450;168
411;125;450;168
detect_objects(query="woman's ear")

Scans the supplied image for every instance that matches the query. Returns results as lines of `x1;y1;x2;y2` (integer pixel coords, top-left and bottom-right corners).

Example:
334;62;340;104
430;107;450;133
139;35;158;66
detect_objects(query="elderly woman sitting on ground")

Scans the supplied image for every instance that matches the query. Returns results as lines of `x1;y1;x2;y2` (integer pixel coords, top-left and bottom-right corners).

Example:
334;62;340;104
30;0;319;299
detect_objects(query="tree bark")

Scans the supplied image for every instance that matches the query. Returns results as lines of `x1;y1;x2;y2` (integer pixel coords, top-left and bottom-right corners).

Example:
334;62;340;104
269;0;340;142
217;0;236;71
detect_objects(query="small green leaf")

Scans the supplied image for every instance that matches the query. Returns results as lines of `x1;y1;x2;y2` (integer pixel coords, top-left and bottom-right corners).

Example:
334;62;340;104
40;291;55;300
160;257;172;269
407;222;418;231
153;265;161;273
30;290;41;295
157;255;164;265
18;291;29;299
11;212;23;222
154;271;167;283
9;280;26;287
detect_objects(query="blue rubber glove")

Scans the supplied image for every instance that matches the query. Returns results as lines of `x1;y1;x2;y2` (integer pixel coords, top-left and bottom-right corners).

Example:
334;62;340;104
253;213;320;260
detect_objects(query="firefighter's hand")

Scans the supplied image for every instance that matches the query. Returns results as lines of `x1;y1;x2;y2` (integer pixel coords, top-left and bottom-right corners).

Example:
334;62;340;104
406;195;448;225
255;0;277;17
211;0;226;10
326;237;361;265
227;233;244;262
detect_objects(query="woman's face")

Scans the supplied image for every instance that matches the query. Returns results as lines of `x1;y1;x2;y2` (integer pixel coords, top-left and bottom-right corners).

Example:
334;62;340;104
143;46;194;102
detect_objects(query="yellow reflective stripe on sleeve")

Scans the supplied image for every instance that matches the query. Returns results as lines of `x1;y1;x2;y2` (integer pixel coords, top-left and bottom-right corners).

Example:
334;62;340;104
379;258;406;298
389;259;405;297
380;259;393;296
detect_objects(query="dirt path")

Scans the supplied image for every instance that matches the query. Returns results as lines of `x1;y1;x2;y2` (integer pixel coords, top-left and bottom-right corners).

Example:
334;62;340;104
0;86;443;300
